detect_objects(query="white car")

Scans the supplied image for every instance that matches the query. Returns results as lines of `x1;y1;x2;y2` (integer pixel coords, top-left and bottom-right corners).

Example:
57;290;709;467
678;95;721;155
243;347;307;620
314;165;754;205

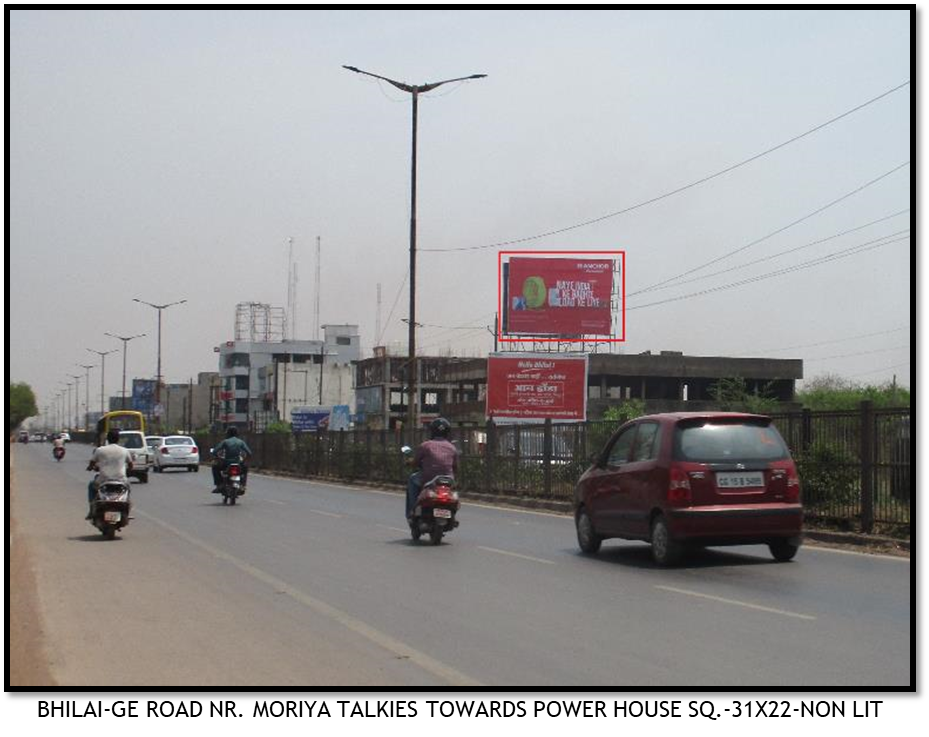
59;432;72;443
154;435;200;472
115;430;151;483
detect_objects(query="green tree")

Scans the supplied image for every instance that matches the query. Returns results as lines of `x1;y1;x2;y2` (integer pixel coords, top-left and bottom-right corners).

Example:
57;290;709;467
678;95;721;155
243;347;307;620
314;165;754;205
9;382;38;433
710;377;779;413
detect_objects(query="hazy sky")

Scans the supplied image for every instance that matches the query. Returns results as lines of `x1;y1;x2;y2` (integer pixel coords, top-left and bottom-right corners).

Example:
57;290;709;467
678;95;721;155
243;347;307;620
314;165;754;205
9;8;912;416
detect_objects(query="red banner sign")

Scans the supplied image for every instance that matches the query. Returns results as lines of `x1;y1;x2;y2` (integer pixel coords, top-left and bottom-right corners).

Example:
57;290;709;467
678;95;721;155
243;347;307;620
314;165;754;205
486;354;588;421
505;256;614;336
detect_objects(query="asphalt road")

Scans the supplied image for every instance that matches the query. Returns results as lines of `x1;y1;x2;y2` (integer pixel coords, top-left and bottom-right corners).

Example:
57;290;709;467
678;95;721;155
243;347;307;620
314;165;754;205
9;442;911;688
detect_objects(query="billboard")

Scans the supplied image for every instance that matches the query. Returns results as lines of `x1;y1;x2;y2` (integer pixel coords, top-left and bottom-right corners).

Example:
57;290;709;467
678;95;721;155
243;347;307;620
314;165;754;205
131;379;157;414
291;406;332;433
486;353;588;422
501;254;619;338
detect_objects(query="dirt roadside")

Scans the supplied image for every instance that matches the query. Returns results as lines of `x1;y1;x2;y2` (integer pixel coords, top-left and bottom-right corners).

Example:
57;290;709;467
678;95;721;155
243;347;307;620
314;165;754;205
8;462;57;687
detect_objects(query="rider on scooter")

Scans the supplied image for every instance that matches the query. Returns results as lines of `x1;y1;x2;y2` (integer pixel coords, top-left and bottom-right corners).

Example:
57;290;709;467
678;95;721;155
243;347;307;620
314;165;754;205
86;429;133;519
405;418;458;520
211;426;252;494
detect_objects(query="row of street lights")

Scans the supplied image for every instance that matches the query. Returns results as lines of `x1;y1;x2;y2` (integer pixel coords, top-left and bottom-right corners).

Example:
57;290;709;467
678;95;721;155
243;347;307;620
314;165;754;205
48;297;186;430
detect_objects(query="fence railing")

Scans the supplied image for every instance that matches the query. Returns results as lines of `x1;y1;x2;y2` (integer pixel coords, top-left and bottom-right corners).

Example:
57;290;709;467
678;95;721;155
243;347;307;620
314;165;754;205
191;402;910;536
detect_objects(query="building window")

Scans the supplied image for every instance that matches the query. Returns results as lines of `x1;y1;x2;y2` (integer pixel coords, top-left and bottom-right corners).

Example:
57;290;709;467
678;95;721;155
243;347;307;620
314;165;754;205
336;336;352;346
226;353;250;368
235;375;249;390
235;399;249;414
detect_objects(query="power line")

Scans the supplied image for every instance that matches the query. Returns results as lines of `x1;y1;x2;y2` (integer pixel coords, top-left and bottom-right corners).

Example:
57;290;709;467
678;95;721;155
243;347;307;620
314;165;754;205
375;270;409;346
633;163;909;295
804;344;909;362
743;325;910;355
848;361;910;378
421;81;910;253
633;225;909;297
626;234;908;312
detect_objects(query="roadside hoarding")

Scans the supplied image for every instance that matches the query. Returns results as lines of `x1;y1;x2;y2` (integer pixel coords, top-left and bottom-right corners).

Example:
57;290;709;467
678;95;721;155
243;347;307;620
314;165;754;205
292;406;332;432
486;353;588;422
131;379;157;414
502;255;617;338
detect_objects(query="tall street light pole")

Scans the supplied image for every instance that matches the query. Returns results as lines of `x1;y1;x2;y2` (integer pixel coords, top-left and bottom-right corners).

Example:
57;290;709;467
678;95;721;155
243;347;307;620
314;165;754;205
61;382;73;430
87;348;117;414
133;298;187;412
68;374;83;429
105;332;146;409
77;363;94;428
343;65;486;439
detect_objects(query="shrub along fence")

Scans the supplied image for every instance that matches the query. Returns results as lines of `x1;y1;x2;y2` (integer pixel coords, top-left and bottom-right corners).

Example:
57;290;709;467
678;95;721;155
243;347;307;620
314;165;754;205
193;401;909;536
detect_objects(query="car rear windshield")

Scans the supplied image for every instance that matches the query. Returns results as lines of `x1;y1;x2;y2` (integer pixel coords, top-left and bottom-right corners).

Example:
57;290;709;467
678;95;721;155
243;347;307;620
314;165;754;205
673;420;789;463
165;437;194;445
119;434;144;449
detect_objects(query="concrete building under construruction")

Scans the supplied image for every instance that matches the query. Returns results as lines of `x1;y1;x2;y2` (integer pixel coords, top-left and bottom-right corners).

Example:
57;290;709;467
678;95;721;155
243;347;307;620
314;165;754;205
216;324;360;430
353;350;803;427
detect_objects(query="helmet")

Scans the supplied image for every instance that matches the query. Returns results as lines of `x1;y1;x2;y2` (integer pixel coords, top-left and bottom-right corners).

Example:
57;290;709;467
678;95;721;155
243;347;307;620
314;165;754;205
226;426;239;438
106;429;121;444
429;417;451;439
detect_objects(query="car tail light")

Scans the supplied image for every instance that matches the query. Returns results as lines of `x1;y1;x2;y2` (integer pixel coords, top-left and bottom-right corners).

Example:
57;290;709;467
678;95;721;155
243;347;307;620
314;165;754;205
161;447;169;454
785;461;801;502
668;463;692;504
190;446;198;455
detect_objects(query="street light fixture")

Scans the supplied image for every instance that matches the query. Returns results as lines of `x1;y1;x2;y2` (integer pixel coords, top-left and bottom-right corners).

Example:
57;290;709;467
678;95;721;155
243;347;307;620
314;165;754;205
105;332;147;409
68;374;82;429
77;363;94;428
87;348;117;414
133;298;187;412
343;64;486;439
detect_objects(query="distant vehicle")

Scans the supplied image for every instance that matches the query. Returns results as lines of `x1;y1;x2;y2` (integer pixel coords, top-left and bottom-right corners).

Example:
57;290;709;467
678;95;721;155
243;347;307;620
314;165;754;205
154;435;200;472
146;435;165;453
116;430;151;483
31;432;46;442
18;430;29;443
574;412;802;565
95;411;145;446
58;432;71;443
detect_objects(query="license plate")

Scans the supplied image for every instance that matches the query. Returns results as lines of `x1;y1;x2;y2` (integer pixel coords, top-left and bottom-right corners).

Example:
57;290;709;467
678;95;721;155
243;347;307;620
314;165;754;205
103;511;122;522
433;508;452;519
716;471;765;489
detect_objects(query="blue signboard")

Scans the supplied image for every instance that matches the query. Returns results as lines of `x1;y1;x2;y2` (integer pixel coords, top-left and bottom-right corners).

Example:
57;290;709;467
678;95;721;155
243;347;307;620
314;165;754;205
292;407;332;433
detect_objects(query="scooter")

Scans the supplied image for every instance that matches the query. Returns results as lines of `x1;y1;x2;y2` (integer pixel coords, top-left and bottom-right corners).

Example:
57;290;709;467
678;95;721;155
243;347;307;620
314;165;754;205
53;445;66;461
402;446;460;545
90;480;132;539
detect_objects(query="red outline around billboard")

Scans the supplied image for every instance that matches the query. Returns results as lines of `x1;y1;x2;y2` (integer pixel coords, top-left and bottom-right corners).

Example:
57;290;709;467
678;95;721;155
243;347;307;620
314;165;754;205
497;250;626;342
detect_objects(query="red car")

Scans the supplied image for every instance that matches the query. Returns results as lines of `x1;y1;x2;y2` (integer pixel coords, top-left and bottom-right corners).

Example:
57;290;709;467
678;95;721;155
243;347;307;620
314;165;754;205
575;412;802;565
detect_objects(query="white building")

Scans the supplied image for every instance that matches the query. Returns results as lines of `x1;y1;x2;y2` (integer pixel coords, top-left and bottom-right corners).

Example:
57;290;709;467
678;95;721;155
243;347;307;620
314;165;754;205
216;324;360;429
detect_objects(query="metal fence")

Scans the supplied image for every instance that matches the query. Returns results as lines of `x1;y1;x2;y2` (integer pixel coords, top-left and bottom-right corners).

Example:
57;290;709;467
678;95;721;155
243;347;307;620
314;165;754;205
193;401;910;536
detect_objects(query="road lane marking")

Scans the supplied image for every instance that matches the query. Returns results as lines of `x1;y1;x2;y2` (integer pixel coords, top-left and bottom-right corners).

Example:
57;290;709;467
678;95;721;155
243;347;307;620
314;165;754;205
656;585;816;621
377;524;409;534
137;510;483;686
477;546;556;565
309;508;342;518
263;499;287;505
802;544;909;562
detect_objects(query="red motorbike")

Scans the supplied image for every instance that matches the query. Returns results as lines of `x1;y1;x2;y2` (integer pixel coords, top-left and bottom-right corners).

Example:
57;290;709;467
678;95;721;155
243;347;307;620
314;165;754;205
53;445;65;462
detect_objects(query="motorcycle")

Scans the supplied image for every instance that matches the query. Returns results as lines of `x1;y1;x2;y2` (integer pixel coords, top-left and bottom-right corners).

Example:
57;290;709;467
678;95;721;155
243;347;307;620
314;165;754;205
212;450;245;505
402;446;460;545
89;480;132;539
53;445;66;461
220;462;245;505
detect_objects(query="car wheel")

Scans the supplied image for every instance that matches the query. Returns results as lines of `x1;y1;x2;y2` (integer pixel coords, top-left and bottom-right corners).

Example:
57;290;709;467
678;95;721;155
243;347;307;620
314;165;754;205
139;472;148;484
769;539;800;562
192;465;199;472
576;507;602;554
650;515;681;566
